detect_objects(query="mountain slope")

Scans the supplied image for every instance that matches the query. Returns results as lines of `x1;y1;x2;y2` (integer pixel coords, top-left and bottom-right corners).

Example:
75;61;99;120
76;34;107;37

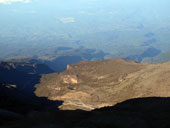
35;58;170;110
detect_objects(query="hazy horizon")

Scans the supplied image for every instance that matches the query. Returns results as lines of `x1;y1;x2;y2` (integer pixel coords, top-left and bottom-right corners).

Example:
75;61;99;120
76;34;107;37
1;0;170;63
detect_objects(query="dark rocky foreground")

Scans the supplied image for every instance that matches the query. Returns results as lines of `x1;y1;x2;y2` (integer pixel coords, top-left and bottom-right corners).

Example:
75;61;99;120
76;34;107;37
1;97;170;128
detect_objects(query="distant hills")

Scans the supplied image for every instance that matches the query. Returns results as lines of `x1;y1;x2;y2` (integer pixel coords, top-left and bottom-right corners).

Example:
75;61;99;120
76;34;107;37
125;47;161;62
2;46;164;73
4;47;109;72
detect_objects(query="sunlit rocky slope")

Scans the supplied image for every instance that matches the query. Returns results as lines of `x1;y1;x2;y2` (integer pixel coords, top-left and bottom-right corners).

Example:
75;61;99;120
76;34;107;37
35;58;170;110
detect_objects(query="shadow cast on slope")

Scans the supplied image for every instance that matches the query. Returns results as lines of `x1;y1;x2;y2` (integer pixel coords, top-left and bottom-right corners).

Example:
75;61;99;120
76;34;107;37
0;63;63;115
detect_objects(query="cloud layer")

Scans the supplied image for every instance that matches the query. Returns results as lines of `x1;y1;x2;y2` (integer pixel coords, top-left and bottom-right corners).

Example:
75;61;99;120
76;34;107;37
59;17;75;23
0;0;30;4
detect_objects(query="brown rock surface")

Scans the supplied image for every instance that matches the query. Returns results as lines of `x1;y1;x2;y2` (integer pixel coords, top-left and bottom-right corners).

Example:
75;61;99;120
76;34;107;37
35;58;170;110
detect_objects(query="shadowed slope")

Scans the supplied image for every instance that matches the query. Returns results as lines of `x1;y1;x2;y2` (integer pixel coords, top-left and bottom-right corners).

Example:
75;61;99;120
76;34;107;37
0;61;62;115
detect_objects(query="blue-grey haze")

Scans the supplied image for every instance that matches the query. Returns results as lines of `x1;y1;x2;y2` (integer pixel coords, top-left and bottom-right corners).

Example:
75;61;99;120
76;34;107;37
0;0;170;63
